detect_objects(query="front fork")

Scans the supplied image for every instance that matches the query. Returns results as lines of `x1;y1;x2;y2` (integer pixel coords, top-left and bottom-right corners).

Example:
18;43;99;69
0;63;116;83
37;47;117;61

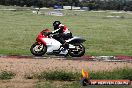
36;42;42;45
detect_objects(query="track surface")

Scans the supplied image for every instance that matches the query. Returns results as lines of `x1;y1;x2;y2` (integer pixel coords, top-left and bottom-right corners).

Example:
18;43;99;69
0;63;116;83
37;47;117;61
0;55;132;62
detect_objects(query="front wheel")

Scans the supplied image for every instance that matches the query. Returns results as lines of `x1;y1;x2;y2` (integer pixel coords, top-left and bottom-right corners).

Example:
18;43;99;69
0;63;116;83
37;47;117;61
68;44;85;57
30;42;47;56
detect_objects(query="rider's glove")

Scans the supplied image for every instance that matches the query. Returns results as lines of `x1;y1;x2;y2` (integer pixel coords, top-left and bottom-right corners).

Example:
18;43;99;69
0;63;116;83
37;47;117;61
46;32;52;36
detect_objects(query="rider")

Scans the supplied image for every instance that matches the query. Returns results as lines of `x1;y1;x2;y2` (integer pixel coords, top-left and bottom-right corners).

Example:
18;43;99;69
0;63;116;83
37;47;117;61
48;21;73;48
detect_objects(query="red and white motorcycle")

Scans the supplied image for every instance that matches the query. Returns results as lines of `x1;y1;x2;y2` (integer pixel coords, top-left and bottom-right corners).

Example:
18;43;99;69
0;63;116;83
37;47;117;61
30;29;85;57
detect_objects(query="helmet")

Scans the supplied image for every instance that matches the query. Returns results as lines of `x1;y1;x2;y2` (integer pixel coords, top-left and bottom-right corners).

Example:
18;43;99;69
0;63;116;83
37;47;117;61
53;21;61;30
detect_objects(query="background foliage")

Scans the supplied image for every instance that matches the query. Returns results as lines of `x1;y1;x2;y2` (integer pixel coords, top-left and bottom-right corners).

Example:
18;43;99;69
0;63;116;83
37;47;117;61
0;0;132;11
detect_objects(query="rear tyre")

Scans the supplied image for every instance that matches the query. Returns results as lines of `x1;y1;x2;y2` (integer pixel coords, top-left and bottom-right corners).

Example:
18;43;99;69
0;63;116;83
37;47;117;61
68;44;85;57
30;42;47;56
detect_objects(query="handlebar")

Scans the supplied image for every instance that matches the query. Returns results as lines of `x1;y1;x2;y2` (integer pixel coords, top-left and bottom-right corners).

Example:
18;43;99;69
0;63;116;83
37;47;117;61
48;34;53;38
47;33;59;38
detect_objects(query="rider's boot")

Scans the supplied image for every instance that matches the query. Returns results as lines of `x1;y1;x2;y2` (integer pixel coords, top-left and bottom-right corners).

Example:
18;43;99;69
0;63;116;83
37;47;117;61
62;42;69;49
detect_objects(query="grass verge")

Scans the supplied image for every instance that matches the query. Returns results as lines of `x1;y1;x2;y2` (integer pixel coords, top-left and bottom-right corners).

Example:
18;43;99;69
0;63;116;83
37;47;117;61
0;71;15;80
31;70;80;81
90;67;132;80
26;68;132;81
34;68;132;88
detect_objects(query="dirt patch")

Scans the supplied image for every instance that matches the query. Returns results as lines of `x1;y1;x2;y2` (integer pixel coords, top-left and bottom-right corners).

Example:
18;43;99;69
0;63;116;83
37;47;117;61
0;57;132;88
0;57;132;77
0;79;37;88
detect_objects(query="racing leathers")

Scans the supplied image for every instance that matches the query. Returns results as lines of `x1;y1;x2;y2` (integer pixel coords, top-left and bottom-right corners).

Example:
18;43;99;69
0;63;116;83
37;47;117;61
50;24;73;47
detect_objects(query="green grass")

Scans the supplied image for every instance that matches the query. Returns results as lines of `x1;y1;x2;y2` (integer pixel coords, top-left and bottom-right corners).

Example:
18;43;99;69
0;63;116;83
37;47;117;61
28;68;132;81
36;70;80;81
34;68;132;88
0;6;132;55
90;68;132;80
0;71;15;80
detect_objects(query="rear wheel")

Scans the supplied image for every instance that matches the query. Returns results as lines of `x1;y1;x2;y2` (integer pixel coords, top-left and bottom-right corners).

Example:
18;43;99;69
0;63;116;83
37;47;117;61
68;43;85;57
30;42;47;56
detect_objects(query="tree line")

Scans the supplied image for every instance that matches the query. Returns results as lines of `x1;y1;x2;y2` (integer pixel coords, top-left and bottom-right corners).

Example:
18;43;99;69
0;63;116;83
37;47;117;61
0;0;132;11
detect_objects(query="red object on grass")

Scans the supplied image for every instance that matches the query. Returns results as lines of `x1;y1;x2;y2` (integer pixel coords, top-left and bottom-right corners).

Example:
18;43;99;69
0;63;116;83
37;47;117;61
115;55;132;60
80;55;94;60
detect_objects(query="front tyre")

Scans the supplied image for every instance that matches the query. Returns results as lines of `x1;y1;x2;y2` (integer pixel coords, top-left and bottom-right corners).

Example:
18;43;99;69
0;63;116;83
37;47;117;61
30;42;47;56
68;44;85;57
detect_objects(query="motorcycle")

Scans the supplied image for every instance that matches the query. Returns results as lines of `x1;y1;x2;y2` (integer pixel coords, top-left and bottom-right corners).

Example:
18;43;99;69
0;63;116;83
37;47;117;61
30;29;86;57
